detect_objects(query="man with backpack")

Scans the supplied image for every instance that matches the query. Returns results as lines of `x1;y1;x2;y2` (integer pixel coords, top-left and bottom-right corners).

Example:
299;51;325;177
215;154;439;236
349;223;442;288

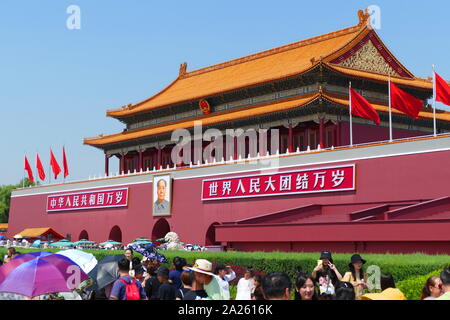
109;258;148;300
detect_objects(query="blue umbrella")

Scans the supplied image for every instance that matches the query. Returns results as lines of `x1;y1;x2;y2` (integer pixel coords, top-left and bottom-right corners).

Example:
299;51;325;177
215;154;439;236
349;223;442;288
87;254;123;290
128;243;168;263
0;235;7;240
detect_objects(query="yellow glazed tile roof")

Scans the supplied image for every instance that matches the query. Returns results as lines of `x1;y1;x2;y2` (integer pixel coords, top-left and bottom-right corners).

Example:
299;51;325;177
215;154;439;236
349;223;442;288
16;227;64;239
85;89;450;147
106;10;432;119
326;64;433;90
85;94;319;146
106;17;368;118
86;88;449;147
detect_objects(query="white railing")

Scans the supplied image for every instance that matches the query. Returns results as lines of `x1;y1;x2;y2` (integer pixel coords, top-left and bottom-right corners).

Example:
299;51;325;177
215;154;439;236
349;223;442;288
24;132;450;188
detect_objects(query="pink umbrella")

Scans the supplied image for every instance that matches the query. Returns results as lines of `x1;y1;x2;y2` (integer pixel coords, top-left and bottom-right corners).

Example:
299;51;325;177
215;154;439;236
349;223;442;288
0;251;53;283
0;251;88;297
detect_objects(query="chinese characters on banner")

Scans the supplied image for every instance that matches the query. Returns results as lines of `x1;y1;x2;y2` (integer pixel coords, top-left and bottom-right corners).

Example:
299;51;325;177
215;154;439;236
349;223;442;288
202;165;355;200
47;187;129;212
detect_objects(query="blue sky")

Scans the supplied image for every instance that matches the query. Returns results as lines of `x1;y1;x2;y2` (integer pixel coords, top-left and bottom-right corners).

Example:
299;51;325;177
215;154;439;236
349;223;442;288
1;0;449;185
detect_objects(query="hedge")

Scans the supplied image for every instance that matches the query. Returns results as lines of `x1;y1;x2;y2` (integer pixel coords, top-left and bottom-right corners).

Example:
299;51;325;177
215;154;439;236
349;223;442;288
2;247;449;285
396;269;444;300
133;250;449;283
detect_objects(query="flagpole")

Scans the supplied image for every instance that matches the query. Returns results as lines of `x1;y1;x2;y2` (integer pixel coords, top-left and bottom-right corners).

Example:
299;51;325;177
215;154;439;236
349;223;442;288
388;76;393;142
22;152;25;188
433;65;437;137
349;82;353;147
48;147;51;185
63;145;66;184
36;149;39;184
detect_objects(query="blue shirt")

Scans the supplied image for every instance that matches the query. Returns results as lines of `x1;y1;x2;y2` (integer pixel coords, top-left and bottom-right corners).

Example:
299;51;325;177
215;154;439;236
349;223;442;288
110;276;147;300
169;270;183;290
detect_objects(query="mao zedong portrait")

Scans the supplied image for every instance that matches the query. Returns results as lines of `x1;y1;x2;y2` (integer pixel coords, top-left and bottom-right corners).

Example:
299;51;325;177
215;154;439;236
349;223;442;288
154;179;170;214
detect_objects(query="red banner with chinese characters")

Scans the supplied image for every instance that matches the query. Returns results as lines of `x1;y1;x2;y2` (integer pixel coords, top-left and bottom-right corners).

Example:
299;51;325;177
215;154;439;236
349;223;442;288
47;187;129;212
202;165;355;200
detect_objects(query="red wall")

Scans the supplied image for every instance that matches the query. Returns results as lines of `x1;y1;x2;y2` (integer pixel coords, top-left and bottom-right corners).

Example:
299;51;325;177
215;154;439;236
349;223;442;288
8;148;450;249
227;241;450;255
339;122;427;145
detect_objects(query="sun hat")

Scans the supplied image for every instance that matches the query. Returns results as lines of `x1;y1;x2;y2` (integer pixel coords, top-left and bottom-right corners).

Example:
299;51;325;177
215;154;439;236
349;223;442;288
189;259;215;276
349;254;366;268
319;250;333;263
360;288;406;300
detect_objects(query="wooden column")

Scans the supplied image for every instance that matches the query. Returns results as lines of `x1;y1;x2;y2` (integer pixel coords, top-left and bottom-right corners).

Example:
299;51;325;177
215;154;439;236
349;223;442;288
176;145;183;168
259;129;267;157
157;147;162;170
120;153;125;174
319;118;325;148
193;139;202;165
233;136;238;160
288;124;293;153
138;149;144;172
336;120;341;147
104;154;110;176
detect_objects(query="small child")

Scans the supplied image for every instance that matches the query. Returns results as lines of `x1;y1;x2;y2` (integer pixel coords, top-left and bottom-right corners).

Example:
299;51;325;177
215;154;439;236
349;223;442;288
318;275;335;295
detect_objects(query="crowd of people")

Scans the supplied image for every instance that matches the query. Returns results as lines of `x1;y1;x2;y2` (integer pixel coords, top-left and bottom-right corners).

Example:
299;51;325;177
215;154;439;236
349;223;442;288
1;246;448;300
103;249;450;301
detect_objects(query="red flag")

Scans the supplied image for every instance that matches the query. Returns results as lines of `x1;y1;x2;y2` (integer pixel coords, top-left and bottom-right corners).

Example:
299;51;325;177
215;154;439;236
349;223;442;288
50;149;61;179
24;156;34;183
389;81;423;119
435;72;450;106
350;88;380;125
36;154;46;181
62;146;69;178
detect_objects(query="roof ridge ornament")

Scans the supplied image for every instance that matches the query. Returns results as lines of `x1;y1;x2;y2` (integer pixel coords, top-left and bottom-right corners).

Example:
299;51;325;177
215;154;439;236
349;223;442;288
179;62;188;77
358;8;370;27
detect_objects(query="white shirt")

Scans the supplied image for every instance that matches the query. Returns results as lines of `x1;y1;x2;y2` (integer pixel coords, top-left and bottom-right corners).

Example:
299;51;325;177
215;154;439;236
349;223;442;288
215;271;236;300
236;277;255;300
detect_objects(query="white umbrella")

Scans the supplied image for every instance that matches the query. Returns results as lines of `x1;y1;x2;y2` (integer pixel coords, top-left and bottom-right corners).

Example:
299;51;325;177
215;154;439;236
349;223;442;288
58;292;82;300
57;249;98;274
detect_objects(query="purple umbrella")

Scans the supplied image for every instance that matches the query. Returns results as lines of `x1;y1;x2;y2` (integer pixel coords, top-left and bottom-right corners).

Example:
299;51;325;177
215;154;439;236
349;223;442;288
0;252;88;297
0;251;54;283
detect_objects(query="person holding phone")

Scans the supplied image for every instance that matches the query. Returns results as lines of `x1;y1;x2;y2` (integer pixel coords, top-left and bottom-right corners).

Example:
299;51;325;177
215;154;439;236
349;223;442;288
342;254;368;299
311;250;343;296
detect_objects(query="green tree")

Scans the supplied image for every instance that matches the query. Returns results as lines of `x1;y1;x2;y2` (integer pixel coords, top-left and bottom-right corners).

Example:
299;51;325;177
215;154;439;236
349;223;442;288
0;178;38;223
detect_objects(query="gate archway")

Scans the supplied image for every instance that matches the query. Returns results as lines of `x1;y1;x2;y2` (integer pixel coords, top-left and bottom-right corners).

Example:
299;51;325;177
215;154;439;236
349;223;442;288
109;225;122;243
79;230;89;241
152;218;170;241
205;222;220;246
